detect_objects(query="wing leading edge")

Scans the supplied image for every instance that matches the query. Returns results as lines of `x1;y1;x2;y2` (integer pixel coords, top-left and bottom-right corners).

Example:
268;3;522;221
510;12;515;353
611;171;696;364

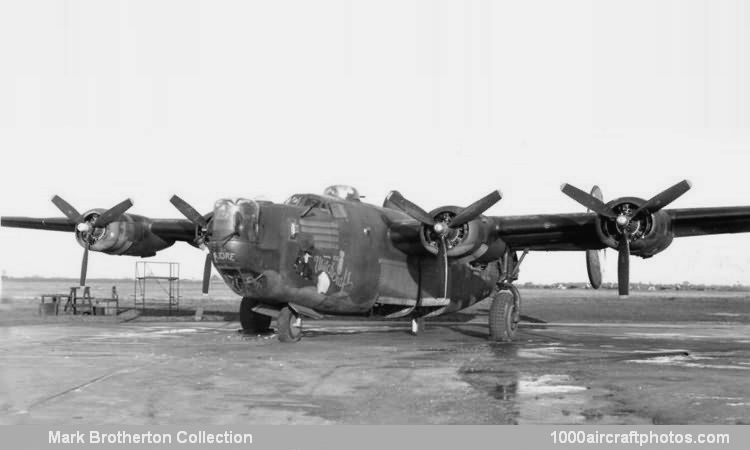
0;217;76;232
1;216;197;243
490;206;750;251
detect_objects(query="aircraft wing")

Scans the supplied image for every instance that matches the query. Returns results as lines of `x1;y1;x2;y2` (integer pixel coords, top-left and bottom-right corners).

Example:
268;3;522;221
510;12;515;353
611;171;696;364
491;206;750;251
0;217;76;232
148;219;199;242
493;213;604;251
1;216;198;242
669;206;750;237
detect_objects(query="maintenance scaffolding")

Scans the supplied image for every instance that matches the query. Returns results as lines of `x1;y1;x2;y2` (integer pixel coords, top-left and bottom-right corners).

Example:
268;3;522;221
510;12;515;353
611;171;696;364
134;261;180;314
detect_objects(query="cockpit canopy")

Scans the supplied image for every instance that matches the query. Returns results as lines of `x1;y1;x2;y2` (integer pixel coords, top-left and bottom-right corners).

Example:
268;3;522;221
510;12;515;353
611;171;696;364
323;185;361;201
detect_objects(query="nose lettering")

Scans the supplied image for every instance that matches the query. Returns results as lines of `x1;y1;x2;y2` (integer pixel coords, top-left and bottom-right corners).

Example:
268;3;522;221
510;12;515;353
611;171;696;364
215;252;236;262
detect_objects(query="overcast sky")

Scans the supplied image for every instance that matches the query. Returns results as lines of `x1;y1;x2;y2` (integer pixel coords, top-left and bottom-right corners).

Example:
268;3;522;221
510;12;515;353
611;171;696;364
1;0;749;286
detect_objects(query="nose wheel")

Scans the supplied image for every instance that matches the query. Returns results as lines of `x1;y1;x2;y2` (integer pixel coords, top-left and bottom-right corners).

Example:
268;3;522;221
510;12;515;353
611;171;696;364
239;297;272;333
277;306;302;342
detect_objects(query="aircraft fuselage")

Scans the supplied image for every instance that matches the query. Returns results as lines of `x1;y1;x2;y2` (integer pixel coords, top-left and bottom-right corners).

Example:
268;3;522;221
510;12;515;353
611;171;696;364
207;195;499;316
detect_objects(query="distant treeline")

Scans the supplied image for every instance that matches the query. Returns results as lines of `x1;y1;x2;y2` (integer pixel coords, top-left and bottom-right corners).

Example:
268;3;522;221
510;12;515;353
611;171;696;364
2;276;125;282
519;281;749;292
1;276;209;283
3;275;747;291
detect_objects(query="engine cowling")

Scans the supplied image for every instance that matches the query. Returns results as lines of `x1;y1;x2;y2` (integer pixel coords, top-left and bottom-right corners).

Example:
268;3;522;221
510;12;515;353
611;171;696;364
419;206;494;260
561;180;690;297
595;197;674;258
75;210;174;257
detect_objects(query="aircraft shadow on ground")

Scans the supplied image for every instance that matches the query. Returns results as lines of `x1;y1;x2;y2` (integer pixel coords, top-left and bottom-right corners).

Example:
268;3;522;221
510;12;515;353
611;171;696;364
129;308;241;321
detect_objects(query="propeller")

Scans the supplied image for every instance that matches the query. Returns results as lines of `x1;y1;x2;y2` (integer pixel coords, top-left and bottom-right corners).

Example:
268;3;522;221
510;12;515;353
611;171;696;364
386;192;435;226
451;191;503;227
170;195;209;229
80;243;90;287
632;180;692;218
202;253;212;295
389;190;502;299
584;186;605;290
617;230;630;297
560;180;691;297
560;184;617;219
169;195;213;294
51;195;134;286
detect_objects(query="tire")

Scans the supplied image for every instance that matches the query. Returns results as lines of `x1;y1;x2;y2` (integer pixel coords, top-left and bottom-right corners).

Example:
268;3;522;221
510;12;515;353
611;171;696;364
489;291;518;342
277;306;302;342
240;297;272;333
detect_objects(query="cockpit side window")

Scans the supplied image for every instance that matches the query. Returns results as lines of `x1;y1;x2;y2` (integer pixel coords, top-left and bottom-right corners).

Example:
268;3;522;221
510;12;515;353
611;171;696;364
310;201;331;216
289;195;334;218
284;195;303;206
330;203;348;219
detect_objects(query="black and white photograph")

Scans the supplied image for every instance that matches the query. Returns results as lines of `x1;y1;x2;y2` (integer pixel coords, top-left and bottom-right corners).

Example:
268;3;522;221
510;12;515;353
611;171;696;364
1;0;749;447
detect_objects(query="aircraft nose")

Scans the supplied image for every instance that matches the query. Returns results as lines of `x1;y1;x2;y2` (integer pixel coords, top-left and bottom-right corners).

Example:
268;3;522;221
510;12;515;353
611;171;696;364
209;198;259;245
210;238;251;267
207;197;275;286
209;238;272;276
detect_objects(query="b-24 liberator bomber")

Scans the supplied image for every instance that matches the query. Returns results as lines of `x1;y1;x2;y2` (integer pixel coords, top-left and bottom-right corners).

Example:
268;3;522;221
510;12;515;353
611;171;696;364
3;182;750;342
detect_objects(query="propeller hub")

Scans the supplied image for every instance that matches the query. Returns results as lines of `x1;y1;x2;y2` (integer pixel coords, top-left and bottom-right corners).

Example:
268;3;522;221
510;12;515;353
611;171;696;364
616;215;629;227
433;222;448;235
76;223;90;233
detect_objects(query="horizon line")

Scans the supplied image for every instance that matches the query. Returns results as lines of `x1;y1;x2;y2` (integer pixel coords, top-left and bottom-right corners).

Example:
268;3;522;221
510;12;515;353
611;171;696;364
2;275;748;290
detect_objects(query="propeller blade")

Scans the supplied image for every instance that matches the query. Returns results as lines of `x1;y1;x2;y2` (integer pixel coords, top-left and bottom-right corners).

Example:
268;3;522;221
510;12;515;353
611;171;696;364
386;191;435;226
170;195;208;228
617;233;630;298
437;236;449;299
93;198;133;228
51;195;83;223
561;183;617;219
202;253;212;294
634;180;692;216
80;244;89;287
590;185;603;203
450;190;503;227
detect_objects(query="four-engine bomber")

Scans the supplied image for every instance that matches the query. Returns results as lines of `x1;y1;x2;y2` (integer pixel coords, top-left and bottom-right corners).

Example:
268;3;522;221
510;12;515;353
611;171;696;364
3;181;750;342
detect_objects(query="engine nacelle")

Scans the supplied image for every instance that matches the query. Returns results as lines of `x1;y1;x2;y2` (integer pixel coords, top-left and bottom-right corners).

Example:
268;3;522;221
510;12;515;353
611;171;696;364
419;206;494;260
75;210;174;257
596;197;674;258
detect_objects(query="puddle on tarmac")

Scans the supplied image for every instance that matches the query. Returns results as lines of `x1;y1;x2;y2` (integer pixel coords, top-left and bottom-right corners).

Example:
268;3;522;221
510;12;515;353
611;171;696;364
151;328;199;335
519;374;588;395
492;374;587;400
628;353;750;371
484;373;644;424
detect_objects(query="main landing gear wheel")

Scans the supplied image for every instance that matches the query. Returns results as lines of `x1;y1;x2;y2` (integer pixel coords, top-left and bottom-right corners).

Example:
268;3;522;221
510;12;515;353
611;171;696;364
239;297;272;333
277;306;302;342
489;290;519;342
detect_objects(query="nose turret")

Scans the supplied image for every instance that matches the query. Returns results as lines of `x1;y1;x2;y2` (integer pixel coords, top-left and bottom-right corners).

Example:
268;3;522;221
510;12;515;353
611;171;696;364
206;198;286;298
210;198;259;243
208;198;260;270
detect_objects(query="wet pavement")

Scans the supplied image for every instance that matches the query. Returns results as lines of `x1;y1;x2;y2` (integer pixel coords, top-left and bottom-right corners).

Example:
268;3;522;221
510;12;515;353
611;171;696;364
1;317;749;424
